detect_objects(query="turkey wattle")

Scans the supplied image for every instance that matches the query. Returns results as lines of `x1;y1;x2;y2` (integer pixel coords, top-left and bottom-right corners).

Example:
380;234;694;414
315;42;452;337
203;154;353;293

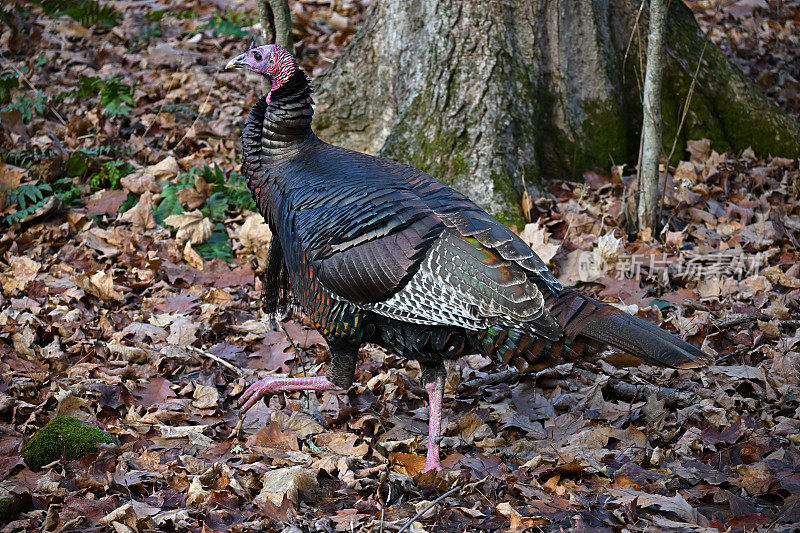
227;44;709;473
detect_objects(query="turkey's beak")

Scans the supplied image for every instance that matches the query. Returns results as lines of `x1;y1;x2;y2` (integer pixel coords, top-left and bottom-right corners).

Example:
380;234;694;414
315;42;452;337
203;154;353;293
226;53;247;70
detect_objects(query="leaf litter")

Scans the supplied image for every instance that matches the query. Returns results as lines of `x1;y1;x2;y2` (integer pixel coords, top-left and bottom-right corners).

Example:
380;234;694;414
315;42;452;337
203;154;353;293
0;0;799;531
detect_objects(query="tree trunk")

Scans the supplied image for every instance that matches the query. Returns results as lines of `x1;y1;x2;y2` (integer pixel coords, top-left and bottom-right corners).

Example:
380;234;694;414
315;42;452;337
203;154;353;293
638;0;667;233
256;0;293;91
312;0;800;226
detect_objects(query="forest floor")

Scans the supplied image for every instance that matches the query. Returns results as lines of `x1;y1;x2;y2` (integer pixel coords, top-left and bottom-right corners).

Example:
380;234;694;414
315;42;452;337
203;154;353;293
0;0;799;532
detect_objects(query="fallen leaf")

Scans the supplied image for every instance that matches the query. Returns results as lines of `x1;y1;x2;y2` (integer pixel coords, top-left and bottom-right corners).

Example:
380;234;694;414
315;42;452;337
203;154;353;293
165;210;212;245
191;384;219;410
256;467;318;506
119;191;156;229
0;256;40;293
75;271;123;301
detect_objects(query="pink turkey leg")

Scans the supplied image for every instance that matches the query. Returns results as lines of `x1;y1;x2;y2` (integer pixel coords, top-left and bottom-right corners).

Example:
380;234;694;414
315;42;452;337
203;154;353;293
423;379;444;472
239;376;337;412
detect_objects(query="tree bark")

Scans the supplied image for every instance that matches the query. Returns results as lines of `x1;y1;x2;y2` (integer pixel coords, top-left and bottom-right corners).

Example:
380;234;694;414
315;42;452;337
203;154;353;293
638;0;667;233
312;0;800;226
256;0;293;91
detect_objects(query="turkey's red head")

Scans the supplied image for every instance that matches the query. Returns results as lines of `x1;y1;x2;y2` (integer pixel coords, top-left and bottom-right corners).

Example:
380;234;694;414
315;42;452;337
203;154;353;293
226;44;297;98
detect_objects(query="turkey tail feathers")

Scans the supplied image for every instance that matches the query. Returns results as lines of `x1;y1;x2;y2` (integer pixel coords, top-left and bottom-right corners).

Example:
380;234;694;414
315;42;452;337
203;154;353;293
553;290;710;369
579;308;709;368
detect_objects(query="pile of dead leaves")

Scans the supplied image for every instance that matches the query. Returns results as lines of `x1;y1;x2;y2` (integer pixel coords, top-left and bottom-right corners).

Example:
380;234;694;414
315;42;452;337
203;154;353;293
687;0;800;122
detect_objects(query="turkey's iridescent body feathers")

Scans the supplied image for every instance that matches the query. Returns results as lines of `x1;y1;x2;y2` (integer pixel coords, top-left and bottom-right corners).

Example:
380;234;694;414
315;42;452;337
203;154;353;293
240;68;708;388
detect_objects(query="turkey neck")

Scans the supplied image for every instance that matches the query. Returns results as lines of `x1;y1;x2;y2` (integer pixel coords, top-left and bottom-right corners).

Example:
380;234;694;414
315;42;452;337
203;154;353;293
261;70;315;149
242;70;318;226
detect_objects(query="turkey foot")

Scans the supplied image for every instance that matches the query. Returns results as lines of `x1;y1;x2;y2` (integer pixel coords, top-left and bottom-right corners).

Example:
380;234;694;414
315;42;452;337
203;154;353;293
239;376;338;412
424;379;445;472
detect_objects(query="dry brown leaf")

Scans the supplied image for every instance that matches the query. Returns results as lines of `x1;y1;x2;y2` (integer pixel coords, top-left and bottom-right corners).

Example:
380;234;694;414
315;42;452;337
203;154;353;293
165;210;212;245
183;241;204;270
185;476;209;507
314;432;369;458
0;161;26;189
608;488;697;523
166;315;199;347
519;221;559;265
119;191;156;229
191;384;219;410
496;502;547;531
256;467;318;506
75;270;123;301
121;171;161;194
0;255;40;293
150;156;181;180
239;213;272;251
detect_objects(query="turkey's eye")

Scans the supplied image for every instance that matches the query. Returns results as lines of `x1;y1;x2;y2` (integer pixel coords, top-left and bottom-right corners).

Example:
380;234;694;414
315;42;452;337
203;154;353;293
253;51;262;61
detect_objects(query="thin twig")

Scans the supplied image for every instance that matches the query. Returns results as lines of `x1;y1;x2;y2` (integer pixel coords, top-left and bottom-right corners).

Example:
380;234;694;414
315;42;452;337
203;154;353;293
657;41;708;228
459;365;569;390
172;69;220;151
713;313;799;330
397;486;461;533
187;345;245;377
713;313;773;329
622;0;647;84
0;52;67;126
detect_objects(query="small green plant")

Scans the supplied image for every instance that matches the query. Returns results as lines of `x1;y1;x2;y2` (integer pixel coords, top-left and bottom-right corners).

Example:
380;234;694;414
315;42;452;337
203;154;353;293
1;91;49;123
99;78;134;117
152;103;202;119
202;11;257;38
130;21;162;52
0;147;53;169
157;165;255;262
89;159;131;189
75;76;134;117
154;183;186;226
21;416;116;470
52;177;82;205
0;72;19;104
38;0;122;29
145;8;196;21
2;182;53;225
196;223;233;262
118;191;138;214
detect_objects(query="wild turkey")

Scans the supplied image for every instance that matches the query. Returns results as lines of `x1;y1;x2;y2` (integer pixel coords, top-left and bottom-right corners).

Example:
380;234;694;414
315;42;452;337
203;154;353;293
227;44;709;472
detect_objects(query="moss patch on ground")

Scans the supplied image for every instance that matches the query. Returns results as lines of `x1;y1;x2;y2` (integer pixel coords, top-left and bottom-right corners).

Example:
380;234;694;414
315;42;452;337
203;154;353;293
21;416;116;470
0;498;12;523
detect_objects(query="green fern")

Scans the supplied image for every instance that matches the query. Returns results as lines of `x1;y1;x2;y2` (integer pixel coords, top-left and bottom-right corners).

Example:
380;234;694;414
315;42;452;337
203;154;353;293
1;91;48;123
39;0;121;29
2;183;53;225
154;184;186;226
130;21;162;52
145;9;196;21
99;78;134;117
52;177;81;205
89;159;131;189
195;223;233;262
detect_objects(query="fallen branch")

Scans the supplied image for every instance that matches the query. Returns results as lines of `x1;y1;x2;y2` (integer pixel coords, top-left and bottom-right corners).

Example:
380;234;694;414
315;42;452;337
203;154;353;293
459;365;571;390
713;313;772;328
397;486;461;533
187;346;245;377
576;368;702;409
713;313;800;330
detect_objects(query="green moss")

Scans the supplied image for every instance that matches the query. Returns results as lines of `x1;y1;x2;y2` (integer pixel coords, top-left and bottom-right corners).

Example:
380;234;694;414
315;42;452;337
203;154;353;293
0;498;12;522
21;416;116;470
660;1;799;158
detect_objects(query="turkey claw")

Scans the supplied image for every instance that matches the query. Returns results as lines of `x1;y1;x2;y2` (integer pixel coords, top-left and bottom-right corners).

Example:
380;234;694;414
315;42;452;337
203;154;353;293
238;377;282;412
